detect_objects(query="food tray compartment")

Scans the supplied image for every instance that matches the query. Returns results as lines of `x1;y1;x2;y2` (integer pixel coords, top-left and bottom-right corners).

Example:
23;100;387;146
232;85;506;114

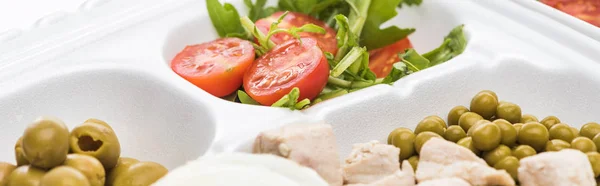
0;63;217;170
1;0;600;174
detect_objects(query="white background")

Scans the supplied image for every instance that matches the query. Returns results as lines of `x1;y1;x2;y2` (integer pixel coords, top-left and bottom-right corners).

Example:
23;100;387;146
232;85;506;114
0;0;84;33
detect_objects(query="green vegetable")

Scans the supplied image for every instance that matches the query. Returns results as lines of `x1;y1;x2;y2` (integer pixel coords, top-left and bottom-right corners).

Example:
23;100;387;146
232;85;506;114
398;0;423;8
382;62;409;84
400;25;466;72
244;0;278;21
240;12;325;54
271;88;310;110
206;0;247;38
278;0;343;15
237;91;260;105
360;0;415;50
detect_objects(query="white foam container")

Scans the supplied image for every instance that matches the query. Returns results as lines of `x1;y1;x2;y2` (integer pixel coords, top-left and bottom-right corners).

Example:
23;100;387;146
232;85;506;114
2;0;600;170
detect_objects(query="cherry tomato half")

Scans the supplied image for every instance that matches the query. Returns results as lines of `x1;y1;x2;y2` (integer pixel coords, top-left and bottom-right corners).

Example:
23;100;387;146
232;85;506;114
368;38;413;78
255;11;338;55
541;0;600;27
243;37;329;106
171;38;255;97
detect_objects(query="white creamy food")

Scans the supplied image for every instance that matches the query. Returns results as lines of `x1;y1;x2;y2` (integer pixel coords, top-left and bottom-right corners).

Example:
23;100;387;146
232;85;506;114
152;152;328;186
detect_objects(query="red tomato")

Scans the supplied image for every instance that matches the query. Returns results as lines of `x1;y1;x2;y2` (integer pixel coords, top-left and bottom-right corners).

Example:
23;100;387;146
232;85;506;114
255;11;338;55
243;37;329;106
368;38;413;78
542;0;600;27
171;38;255;97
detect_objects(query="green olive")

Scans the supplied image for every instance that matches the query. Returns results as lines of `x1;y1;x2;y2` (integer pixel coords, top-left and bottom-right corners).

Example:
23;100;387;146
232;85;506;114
106;157;140;186
22;116;70;169
545;139;571;152
425;115;447;129
63;154;105;186
587;152;600;177
457;137;480;155
14;136;29;166
448;106;469;126
415;117;446;136
494;119;517;147
40;166;90;186
549;123;577;143
520;114;539;124
581;122;600;139
593;133;600;153
70;122;121;170
571;127;580;137
467;120;491;136
472;122;502;151
512;145;537;160
493;156;519;180
444;126;467;143
540;116;561;130
483;145;512;166
407;156;419;172
0;162;16;186
83;118;113;131
571;137;597;153
513;123;523;135
517;122;549;152
458;112;484;132
470;91;499;119
112;162;168;186
414;132;442;154
388;128;416;160
495;102;522;124
7;165;46;186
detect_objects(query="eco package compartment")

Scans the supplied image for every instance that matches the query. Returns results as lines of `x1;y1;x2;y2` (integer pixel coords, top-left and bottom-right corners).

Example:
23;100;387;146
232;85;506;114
0;0;600;170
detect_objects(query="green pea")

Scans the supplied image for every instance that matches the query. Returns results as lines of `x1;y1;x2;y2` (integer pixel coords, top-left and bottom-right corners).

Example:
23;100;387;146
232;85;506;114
540;116;561;130
495;102;522;124
494;119;517;147
494;156;519;180
580;122;600;139
388;128;416;160
549;123;577;143
444;126;467;143
459;112;484;132
517;122;549;152
407;156;419;172
571;137;597;153
415;117;446;136
470;91;499;119
520;114;538;124
472;122;502;151
448;106;469;126
414;132;442;154
457;137;480;155
544;139;571;152
512;145;536;160
483;145;511;166
587;152;600;177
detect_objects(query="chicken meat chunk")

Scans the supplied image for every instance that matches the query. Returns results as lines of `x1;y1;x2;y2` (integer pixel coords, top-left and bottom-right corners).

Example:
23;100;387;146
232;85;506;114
345;160;415;186
416;138;515;186
343;141;401;184
253;123;343;186
416;178;471;186
518;149;595;186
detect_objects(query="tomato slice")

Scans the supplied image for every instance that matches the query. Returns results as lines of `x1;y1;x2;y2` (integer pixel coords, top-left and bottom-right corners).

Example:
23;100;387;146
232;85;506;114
243;37;329;106
255;11;338;55
541;0;600;27
171;38;255;97
368;38;413;78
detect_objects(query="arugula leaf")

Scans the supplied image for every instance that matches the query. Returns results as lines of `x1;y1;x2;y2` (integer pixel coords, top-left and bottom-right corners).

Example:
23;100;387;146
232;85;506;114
271;87;310;110
238;90;260;105
382;62;409;84
360;0;415;50
400;25;467;72
401;49;429;72
398;0;423;8
333;0;370;62
244;0;278;21
423;25;467;66
240;12;325;55
278;0;317;14
206;0;246;38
